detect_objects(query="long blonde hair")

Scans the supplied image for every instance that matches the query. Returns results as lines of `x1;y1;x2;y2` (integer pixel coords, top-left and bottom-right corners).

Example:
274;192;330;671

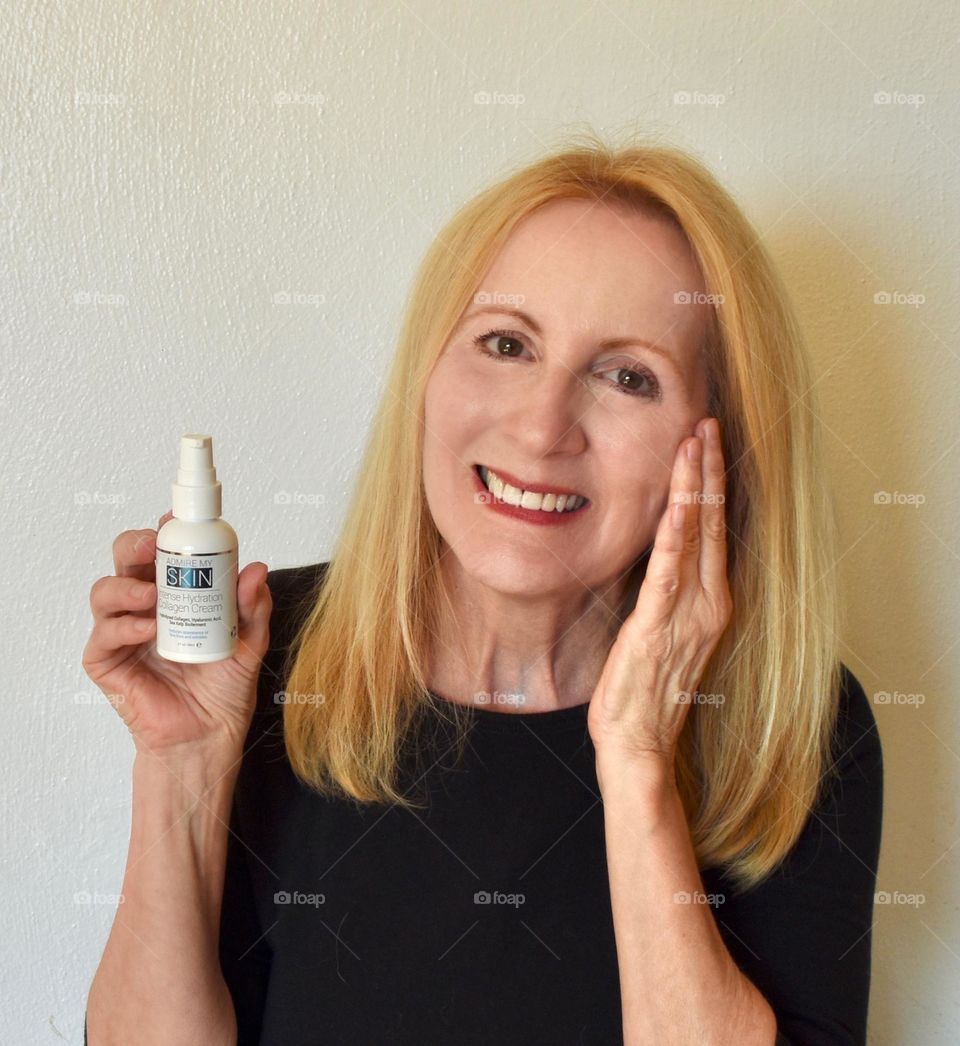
282;131;843;893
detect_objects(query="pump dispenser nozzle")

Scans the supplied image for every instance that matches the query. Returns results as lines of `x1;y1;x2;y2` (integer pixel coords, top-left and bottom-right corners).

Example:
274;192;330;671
172;433;222;521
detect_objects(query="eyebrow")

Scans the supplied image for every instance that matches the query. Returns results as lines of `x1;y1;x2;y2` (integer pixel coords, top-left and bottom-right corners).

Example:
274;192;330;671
461;306;684;376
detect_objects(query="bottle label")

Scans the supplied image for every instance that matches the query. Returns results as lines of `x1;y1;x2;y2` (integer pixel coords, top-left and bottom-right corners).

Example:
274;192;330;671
155;547;238;660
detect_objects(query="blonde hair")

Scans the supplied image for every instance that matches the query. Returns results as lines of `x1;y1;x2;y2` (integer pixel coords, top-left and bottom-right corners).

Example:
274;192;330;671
282;130;844;893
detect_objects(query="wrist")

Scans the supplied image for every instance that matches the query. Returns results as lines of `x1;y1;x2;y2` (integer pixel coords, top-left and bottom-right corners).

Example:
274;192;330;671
132;742;242;805
595;747;678;798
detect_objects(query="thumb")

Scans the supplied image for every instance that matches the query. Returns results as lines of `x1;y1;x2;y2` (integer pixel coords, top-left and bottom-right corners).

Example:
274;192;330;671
234;562;271;670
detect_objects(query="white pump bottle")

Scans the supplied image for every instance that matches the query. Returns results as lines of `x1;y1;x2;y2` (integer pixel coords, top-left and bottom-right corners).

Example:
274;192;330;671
155;434;239;662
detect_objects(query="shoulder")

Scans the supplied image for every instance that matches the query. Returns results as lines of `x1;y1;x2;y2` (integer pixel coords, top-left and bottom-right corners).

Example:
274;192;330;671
829;663;884;786
807;662;884;870
251;561;331;718
264;561;331;639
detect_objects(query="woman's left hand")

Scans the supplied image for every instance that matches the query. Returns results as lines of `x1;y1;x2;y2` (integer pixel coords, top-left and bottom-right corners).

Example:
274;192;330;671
587;416;733;775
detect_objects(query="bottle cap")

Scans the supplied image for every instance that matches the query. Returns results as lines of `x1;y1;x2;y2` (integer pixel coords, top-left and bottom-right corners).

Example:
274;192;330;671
171;433;222;520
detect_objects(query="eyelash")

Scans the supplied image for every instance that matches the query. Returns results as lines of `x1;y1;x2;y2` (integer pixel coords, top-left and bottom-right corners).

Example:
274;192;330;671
471;328;662;401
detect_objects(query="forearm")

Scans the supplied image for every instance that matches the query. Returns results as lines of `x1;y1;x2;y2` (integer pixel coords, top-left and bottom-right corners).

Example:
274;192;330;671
86;749;241;1046
598;755;777;1046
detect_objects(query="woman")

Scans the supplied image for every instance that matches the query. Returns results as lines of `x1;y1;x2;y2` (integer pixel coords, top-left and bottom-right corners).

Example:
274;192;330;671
83;136;883;1045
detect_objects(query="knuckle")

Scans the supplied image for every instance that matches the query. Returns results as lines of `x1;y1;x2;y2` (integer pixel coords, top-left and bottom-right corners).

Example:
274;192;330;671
713;593;734;627
653;572;680;597
705;513;726;542
89;575;110;610
80;639;99;676
111;530;133;561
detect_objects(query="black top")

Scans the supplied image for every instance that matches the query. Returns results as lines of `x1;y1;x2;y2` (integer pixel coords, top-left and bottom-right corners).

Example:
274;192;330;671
86;561;884;1045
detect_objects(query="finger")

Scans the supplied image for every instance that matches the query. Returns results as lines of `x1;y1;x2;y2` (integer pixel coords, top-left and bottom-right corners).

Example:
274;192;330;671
84;613;156;667
157;508;174;532
90;575;156;620
112;528;159;582
668;432;703;584
697;418;729;595
637;440;697;622
232;562;272;674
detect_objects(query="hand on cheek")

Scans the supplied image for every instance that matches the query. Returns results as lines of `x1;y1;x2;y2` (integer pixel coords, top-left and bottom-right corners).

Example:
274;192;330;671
588;417;733;768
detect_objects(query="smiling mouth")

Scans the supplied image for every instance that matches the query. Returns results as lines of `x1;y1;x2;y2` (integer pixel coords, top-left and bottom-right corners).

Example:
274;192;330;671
473;463;589;513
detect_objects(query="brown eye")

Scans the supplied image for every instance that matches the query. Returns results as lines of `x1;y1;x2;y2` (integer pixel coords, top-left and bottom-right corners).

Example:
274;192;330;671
473;329;528;361
598;365;662;401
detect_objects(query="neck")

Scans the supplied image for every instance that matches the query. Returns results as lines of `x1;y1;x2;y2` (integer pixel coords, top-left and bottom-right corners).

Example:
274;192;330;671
425;553;645;712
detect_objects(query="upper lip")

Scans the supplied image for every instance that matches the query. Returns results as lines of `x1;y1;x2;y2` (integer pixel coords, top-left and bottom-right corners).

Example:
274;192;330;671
475;463;588;501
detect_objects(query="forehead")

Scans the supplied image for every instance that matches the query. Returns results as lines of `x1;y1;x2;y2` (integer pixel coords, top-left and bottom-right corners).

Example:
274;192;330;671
472;198;710;365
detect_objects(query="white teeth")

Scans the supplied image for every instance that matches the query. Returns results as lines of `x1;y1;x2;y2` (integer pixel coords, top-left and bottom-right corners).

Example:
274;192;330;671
478;466;585;512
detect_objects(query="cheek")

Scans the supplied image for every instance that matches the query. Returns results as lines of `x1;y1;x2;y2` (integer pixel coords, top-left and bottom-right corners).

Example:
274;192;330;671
594;419;690;537
600;412;687;490
425;352;496;437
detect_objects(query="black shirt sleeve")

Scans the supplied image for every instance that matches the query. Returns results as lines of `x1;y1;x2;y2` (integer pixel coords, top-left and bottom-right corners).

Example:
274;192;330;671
703;664;884;1044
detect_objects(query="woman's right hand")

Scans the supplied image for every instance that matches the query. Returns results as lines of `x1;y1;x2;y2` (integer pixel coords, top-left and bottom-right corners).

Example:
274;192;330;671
81;510;273;760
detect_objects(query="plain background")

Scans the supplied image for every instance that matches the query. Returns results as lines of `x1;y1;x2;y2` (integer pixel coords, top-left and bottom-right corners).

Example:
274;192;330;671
2;2;957;1043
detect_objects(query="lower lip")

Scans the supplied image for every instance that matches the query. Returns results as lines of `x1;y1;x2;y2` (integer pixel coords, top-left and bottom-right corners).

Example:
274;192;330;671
471;466;591;527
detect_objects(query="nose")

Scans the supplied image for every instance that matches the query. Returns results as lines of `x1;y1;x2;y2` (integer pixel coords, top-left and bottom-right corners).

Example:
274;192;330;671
501;361;588;462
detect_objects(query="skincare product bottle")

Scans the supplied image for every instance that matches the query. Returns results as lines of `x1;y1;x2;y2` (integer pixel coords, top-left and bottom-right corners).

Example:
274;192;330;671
155;434;239;663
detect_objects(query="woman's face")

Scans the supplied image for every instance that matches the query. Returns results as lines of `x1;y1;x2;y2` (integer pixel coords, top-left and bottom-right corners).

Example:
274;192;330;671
422;198;712;597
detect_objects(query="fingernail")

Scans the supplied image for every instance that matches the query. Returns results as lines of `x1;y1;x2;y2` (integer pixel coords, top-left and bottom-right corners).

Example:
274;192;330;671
687;438;701;462
672;500;686;528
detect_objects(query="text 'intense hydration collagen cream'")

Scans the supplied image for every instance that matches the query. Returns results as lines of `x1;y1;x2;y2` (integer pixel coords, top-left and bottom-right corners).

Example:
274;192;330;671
155;434;239;663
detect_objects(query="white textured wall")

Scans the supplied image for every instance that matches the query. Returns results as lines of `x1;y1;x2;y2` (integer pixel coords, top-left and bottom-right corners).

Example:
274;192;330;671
2;2;957;1042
